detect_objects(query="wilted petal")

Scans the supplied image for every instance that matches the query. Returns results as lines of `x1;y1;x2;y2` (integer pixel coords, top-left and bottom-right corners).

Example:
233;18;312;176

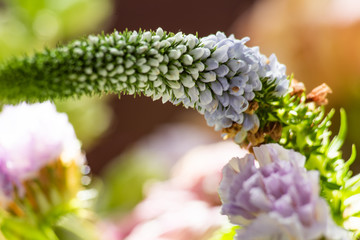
229;96;247;114
244;92;255;101
234;128;247;143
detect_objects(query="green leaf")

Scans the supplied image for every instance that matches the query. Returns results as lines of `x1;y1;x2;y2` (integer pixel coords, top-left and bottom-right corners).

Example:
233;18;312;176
209;225;239;240
344;144;357;170
328;108;347;158
320;176;342;190
1;217;55;240
346;174;360;190
54;215;99;240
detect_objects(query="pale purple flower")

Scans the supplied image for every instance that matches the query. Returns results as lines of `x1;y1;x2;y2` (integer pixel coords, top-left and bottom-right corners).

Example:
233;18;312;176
190;32;289;132
125;200;226;240
236;211;350;240
0;102;81;198
265;54;289;96
0;152;18;205
196;33;266;131
219;143;350;240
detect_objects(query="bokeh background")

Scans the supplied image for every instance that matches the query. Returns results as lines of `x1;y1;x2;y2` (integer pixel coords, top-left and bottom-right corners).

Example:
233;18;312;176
1;0;360;239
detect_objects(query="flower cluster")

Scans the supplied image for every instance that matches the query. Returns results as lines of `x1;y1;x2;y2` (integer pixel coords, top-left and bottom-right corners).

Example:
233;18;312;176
198;33;288;131
0;102;82;204
219;143;350;240
67;30;288;133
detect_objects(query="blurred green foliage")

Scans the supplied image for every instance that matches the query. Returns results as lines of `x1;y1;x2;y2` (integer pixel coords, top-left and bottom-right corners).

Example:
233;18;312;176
0;0;111;60
95;151;167;216
55;96;113;149
0;0;113;149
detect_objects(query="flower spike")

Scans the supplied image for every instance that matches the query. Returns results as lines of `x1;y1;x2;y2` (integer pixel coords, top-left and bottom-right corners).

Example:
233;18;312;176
0;28;288;140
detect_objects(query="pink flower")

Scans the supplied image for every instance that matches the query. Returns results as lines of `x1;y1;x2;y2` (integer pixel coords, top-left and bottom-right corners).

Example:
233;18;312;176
171;141;247;204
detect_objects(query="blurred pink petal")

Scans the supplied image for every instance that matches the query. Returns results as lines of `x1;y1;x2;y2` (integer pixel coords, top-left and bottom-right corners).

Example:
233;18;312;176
100;142;245;240
171;141;247;204
126;201;227;240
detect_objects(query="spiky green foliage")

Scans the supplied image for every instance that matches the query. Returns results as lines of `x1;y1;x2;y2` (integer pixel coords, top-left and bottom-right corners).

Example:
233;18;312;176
253;85;360;232
0;165;98;240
